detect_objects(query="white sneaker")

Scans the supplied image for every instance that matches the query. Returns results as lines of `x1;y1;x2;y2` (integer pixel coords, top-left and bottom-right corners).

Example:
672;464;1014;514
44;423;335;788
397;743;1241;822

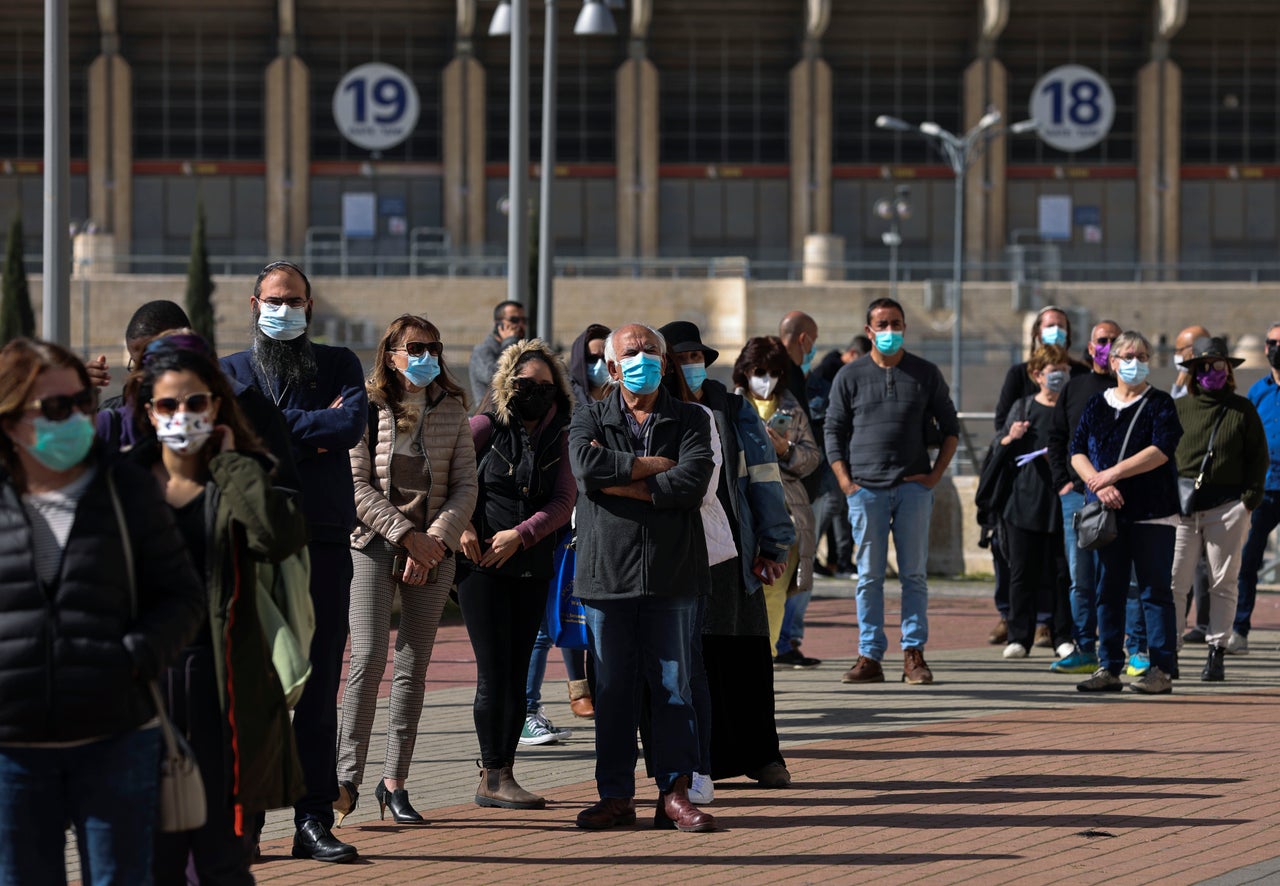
1055;642;1076;659
1225;631;1249;655
536;705;573;738
688;772;714;805
1002;642;1029;660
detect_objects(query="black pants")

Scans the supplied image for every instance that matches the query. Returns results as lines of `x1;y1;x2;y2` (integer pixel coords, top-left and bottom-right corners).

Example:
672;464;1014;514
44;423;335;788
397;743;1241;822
1004;523;1072;649
703;634;785;780
458;569;547;768
292;541;353;827
153;646;253;886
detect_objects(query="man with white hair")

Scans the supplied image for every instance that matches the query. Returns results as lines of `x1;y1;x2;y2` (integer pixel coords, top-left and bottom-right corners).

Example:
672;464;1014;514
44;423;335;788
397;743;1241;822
569;323;717;833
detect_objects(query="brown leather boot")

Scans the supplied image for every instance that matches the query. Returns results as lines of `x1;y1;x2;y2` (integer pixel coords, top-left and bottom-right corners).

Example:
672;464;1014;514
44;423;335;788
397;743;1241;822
576;797;637;830
474;765;546;810
568;679;594;719
902;648;934;684
654;775;715;832
841;655;884;684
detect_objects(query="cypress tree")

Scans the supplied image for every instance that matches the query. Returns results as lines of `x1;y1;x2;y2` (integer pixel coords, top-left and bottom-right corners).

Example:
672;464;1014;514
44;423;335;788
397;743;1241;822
185;201;216;346
0;216;35;344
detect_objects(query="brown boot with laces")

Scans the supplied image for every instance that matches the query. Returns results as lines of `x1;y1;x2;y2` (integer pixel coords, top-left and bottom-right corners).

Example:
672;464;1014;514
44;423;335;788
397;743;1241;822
902;648;934;684
841;655;885;684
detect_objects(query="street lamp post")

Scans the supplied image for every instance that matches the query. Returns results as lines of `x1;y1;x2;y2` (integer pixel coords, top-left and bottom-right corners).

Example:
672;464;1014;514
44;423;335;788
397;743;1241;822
491;0;617;345
43;0;71;345
875;112;1038;409
874;184;911;298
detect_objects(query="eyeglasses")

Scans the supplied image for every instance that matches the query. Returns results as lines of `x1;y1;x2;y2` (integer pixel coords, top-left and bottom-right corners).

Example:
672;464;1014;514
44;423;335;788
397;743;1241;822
257;297;308;309
1200;359;1228;372
1116;353;1149;363
25;389;97;422
513;378;555;393
391;341;443;359
149;392;214;417
1093;336;1116;345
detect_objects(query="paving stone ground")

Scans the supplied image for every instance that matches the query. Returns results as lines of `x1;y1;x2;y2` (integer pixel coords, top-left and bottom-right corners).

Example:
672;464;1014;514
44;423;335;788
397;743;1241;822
66;578;1280;884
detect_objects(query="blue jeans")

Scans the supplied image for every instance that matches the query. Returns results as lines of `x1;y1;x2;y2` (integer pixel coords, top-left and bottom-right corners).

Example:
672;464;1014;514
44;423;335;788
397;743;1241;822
0;726;161;886
776;589;813;654
583;596;699;797
1096;521;1177;676
1236;490;1280;636
846;482;933;660
1061;490;1099;651
525;616;553;714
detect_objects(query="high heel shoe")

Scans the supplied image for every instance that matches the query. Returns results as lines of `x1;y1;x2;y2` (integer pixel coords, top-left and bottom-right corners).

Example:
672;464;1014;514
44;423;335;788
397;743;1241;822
374;780;426;824
333;781;359;827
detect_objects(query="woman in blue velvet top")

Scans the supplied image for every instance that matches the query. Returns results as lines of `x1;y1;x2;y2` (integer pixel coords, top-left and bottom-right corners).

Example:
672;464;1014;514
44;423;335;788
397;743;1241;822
1070;331;1183;694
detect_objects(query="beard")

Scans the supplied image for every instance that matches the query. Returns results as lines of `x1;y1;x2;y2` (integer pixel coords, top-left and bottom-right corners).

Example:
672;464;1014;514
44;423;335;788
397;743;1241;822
252;323;318;393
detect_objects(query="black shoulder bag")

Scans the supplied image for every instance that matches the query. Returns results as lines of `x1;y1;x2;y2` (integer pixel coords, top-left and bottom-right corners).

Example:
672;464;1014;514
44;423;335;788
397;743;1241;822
1074;393;1150;551
1178;405;1229;517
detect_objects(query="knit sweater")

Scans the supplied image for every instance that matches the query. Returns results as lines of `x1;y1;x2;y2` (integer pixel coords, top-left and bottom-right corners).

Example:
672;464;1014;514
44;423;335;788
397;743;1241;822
1173;389;1268;511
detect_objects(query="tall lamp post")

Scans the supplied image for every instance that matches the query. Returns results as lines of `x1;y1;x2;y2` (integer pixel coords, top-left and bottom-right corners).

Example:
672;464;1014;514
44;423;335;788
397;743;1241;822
875;111;1038;409
491;0;618;345
874;184;911;298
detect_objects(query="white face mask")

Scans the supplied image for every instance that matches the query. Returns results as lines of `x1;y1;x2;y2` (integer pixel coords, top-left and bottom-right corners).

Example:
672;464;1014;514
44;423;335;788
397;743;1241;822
1173;354;1185;369
749;374;779;400
154;410;216;455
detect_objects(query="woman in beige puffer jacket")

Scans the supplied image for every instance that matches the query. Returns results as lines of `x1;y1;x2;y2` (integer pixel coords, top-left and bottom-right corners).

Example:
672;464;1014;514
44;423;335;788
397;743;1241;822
335;314;478;826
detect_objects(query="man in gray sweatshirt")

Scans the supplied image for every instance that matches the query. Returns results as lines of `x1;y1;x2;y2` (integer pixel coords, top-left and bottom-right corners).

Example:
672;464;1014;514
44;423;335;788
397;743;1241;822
824;297;959;686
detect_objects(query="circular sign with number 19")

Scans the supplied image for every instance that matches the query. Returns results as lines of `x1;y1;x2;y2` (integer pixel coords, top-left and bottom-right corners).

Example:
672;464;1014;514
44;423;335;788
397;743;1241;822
1029;64;1115;153
332;63;420;152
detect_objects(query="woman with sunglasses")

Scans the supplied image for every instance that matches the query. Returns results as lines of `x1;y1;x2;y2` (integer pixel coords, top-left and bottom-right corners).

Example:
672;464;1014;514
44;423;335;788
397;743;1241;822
336;315;477;826
126;333;308;882
0;338;204;883
460;339;575;810
1070;331;1183;694
1168;337;1267;682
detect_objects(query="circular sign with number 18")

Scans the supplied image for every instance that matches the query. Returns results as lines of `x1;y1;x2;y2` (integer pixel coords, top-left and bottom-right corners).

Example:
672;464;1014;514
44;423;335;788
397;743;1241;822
1029;64;1115;153
332;62;420;152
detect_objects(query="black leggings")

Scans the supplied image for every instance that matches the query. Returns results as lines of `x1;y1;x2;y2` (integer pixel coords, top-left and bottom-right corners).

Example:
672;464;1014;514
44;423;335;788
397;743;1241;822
1004;523;1071;649
458;569;548;768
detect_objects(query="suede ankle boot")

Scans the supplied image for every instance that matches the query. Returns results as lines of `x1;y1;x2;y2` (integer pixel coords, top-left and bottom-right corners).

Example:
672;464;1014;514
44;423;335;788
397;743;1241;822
474;764;546;810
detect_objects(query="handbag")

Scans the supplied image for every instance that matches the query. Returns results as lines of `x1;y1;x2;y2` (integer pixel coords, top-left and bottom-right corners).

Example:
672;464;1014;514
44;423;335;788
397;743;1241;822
1074;393;1150;551
108;473;208;833
1178;405;1228;517
544;531;588;651
975;398;1029;529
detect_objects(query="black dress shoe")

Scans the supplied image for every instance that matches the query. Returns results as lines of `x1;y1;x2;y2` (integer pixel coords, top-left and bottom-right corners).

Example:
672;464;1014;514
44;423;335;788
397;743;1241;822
375;780;426;824
291;820;358;863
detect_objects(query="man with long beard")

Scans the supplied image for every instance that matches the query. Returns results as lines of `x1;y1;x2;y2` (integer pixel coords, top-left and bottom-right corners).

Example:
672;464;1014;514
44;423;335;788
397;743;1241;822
222;261;368;863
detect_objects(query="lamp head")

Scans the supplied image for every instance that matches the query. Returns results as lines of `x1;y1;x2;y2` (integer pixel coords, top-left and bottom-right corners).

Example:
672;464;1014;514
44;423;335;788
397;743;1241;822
875;115;914;132
976;109;1002;131
488;0;512;36
1010;118;1040;135
918;121;943;137
575;0;618;35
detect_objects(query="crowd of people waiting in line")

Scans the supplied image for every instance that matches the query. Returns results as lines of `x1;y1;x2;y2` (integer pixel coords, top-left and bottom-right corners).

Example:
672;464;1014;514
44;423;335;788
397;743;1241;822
1;259;1276;882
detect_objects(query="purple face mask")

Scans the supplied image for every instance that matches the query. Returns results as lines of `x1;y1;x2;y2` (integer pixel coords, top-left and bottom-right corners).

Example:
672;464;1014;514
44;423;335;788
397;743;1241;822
1198;367;1230;391
1093;342;1112;368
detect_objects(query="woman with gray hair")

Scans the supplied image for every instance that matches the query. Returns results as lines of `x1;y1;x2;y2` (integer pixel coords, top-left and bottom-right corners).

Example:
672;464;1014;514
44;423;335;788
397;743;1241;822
1070;331;1183;694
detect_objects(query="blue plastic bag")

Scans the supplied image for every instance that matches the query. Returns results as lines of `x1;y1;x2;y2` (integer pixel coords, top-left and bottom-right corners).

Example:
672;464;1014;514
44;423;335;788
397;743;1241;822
545;532;588;650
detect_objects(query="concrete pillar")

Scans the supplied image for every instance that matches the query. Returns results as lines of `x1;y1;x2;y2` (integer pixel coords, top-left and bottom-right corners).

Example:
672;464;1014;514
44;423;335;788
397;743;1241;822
265;55;310;258
963;57;1008;273
443;55;487;254
616;51;659;259
1137;58;1181;275
789;52;832;260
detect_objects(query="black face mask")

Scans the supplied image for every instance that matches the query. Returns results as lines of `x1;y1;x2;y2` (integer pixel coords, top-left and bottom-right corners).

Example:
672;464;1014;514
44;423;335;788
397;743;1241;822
1269;346;1280;371
513;382;557;421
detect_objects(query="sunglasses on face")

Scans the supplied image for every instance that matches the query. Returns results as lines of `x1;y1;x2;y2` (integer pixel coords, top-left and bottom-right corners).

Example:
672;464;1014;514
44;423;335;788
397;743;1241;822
149;393;214;417
391;340;443;359
513;379;556;396
1266;339;1280;349
1093;336;1116;345
25;389;97;422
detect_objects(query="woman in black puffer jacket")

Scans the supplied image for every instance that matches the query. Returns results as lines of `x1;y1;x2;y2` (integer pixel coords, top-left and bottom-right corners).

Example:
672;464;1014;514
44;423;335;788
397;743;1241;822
0;338;204;883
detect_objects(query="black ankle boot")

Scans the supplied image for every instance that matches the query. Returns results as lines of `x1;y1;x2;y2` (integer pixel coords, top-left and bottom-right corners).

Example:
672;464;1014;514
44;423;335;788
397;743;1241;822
1201;645;1225;682
375;780;425;824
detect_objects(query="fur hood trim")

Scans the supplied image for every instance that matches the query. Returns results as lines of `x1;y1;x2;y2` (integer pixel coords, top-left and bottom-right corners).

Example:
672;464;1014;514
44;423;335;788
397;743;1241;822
490;338;575;425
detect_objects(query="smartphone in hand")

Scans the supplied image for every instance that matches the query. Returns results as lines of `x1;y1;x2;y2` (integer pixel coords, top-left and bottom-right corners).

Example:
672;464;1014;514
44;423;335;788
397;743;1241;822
767;412;794;434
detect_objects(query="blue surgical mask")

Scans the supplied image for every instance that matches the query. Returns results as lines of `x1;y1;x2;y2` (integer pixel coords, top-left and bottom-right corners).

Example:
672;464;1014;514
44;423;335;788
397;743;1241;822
681;362;707;393
1040;325;1067;347
801;343;818;375
1116;358;1150;385
619;353;663;395
401;354;440;388
586;358;611;388
875;330;904;356
257;303;308;341
23;413;95;472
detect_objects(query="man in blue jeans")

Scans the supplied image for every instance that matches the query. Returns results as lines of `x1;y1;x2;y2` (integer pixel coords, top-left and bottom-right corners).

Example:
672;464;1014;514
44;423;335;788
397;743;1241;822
568;323;716;832
1233;323;1280;654
824;298;959;685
